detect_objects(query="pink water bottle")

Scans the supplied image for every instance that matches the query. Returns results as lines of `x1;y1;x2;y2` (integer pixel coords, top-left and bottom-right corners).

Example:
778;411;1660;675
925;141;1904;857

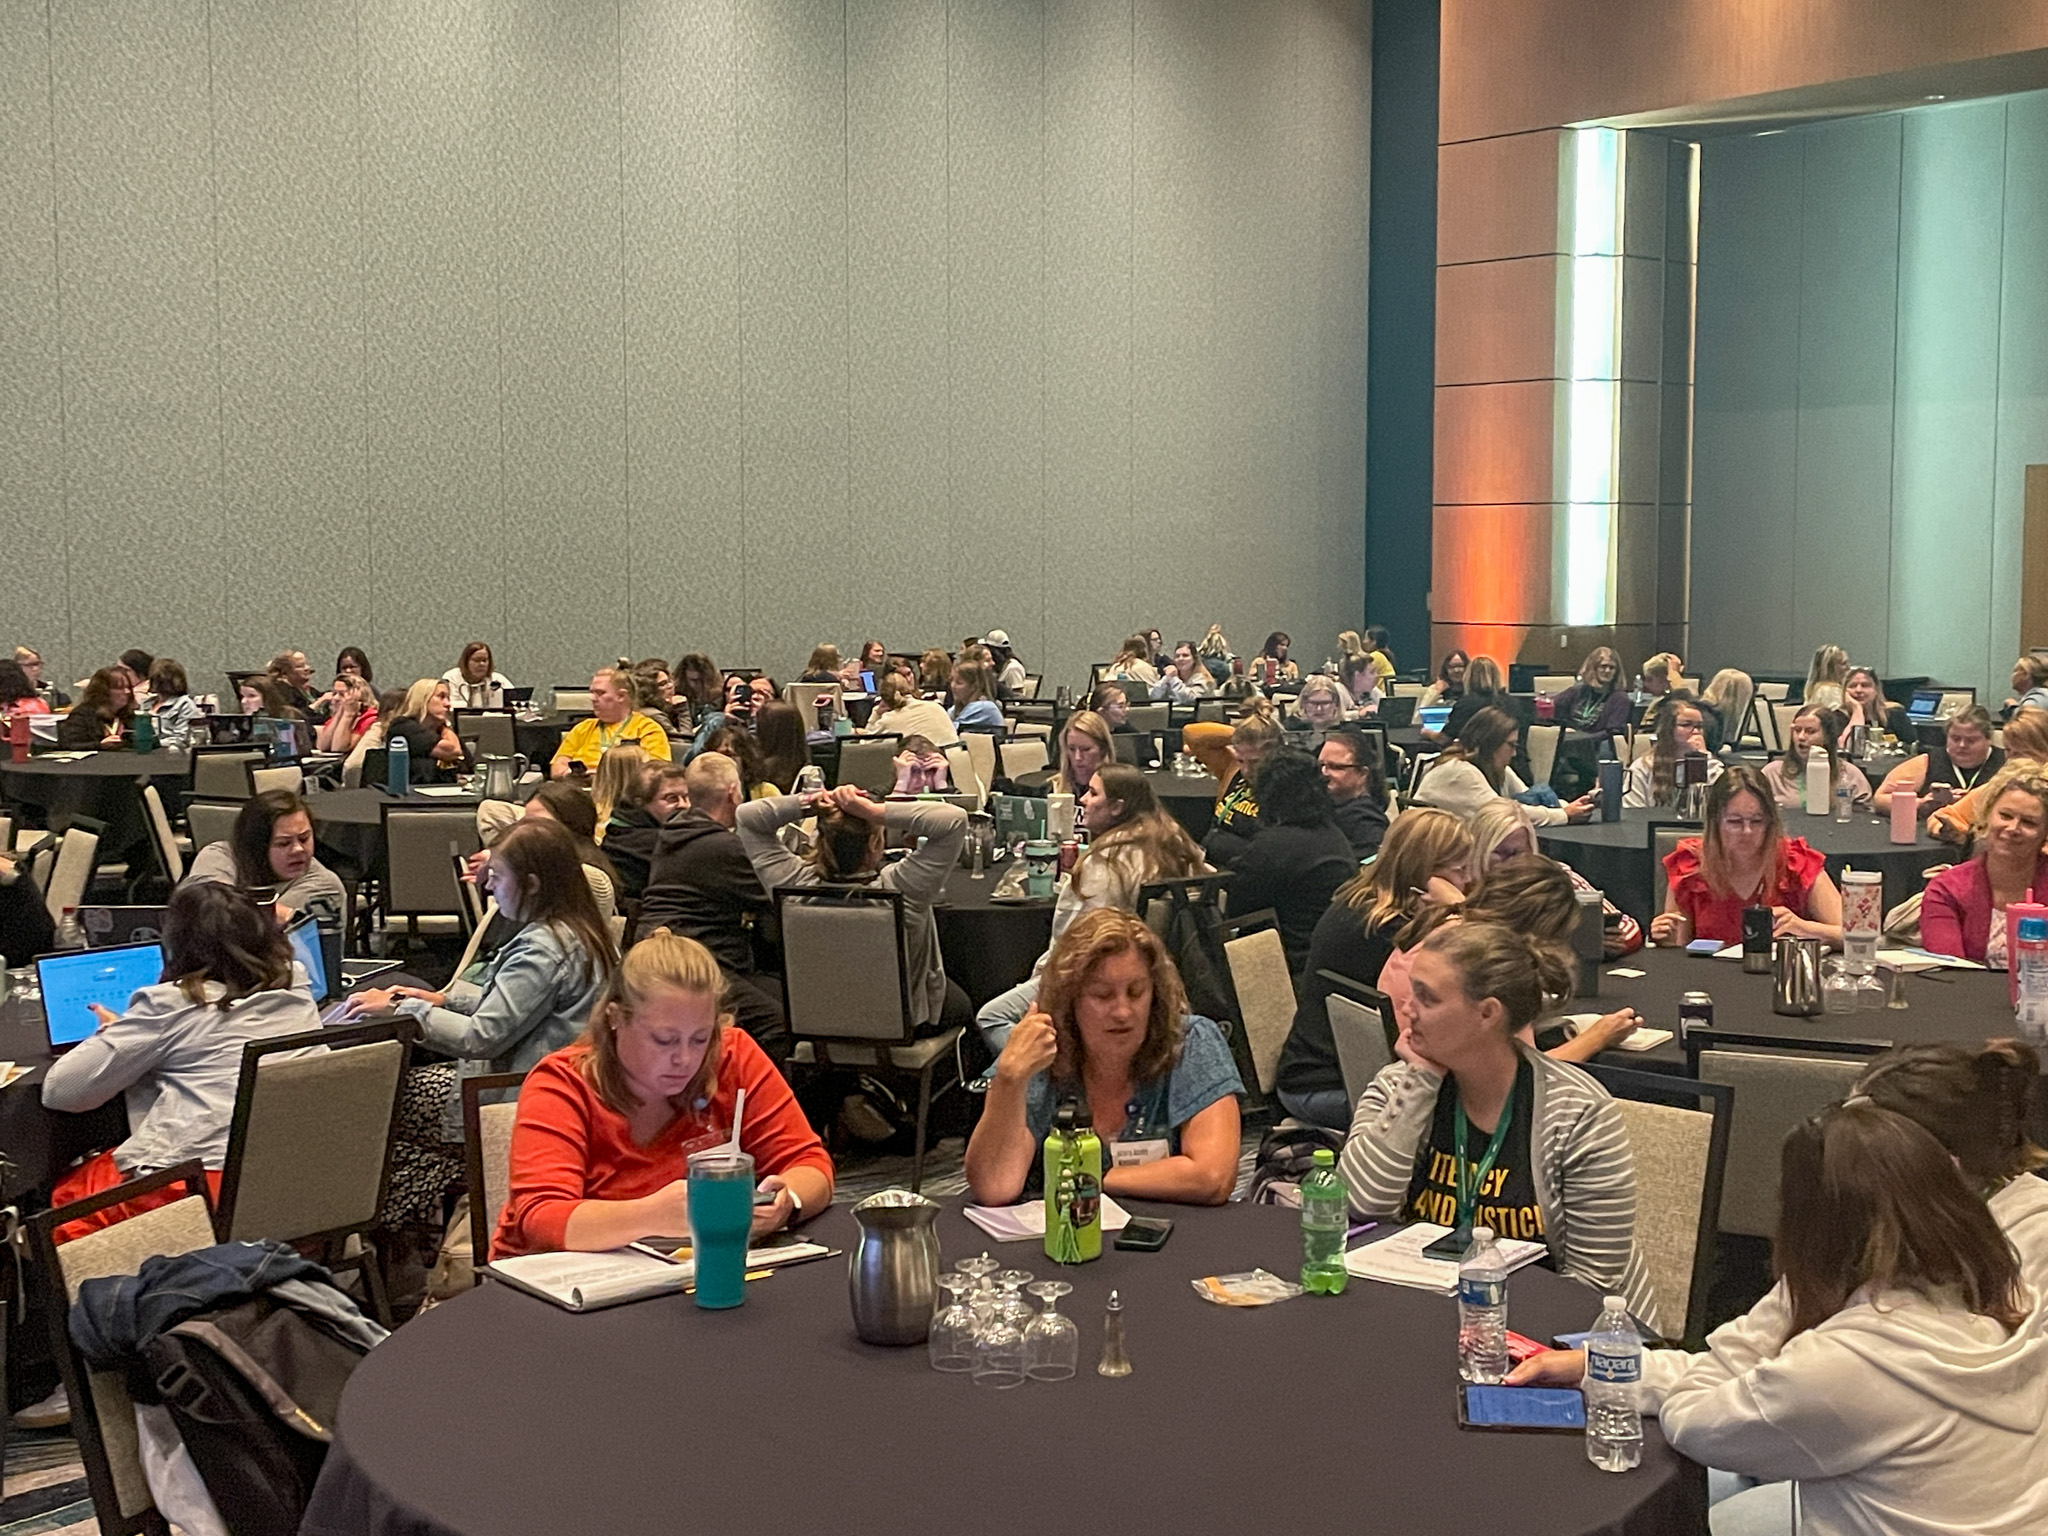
1889;792;1918;845
2007;892;2048;1005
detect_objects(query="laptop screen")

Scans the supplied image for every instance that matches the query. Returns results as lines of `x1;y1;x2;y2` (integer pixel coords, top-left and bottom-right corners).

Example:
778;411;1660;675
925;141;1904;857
1907;690;1942;720
859;670;876;694
1417;705;1453;733
286;916;330;1003
36;943;164;1048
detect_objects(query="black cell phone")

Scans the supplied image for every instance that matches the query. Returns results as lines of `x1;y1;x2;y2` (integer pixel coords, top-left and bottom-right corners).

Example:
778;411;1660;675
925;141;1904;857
1114;1217;1174;1251
1421;1228;1472;1261
1457;1383;1586;1433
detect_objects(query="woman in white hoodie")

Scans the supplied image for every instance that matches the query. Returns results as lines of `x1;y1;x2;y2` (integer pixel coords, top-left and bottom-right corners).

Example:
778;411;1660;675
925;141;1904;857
1409;706;1595;826
1512;1079;2048;1536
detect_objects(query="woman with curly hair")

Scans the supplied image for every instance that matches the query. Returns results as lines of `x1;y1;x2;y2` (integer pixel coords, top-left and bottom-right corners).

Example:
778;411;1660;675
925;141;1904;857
965;907;1244;1206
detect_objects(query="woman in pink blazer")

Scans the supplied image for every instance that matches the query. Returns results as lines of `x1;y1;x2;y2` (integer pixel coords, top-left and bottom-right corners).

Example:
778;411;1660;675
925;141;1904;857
1919;764;2048;967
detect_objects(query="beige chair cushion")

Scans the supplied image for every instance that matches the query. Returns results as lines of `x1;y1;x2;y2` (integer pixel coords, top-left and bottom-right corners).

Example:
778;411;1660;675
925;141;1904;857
1223;928;1295;1095
223;1040;403;1242
1698;1048;1865;1237
1611;1097;1713;1338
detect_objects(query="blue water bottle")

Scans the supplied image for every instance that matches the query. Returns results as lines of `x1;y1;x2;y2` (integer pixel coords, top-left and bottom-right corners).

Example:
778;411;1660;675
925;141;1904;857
386;732;410;795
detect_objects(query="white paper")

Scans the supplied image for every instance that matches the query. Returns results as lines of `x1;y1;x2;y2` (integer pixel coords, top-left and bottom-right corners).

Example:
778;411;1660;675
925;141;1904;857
409;783;475;798
1876;947;1984;972
1342;1222;1547;1295
963;1198;1133;1242
1615;1028;1673;1051
1605;967;1646;978
488;1240;828;1309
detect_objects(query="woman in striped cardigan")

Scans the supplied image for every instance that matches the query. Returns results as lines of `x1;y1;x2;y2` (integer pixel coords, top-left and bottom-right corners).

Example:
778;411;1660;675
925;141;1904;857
1338;919;1661;1334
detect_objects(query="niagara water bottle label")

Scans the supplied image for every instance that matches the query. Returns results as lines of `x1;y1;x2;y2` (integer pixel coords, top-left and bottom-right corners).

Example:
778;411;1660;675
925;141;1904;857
1458;1274;1506;1308
1587;1344;1642;1384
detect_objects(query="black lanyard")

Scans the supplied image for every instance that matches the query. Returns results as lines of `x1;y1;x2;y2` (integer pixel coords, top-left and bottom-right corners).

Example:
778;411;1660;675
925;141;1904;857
1452;1093;1515;1232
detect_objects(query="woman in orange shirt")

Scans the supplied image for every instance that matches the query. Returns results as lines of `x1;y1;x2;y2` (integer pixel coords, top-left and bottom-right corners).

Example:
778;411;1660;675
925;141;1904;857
494;929;833;1258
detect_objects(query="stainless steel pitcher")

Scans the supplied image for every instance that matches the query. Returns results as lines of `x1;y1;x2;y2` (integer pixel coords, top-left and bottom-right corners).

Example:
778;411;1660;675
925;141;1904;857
847;1189;940;1345
1772;936;1823;1016
478;753;528;801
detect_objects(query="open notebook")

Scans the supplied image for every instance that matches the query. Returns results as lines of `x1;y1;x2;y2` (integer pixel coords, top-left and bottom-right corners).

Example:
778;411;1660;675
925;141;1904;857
486;1240;831;1312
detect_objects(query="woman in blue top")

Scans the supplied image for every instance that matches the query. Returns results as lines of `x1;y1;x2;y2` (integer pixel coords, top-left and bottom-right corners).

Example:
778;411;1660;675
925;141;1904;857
965;908;1243;1205
947;659;1006;735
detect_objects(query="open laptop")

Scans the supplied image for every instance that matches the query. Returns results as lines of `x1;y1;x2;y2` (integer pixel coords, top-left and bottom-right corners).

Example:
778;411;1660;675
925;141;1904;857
36;942;164;1052
1417;704;1453;734
1375;695;1417;728
79;905;171;948
503;686;535;707
1905;689;1944;724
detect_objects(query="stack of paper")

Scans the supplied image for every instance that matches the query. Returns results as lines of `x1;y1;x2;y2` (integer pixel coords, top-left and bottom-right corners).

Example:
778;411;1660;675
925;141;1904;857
1343;1223;1547;1294
963;1199;1132;1242
1876;948;1984;972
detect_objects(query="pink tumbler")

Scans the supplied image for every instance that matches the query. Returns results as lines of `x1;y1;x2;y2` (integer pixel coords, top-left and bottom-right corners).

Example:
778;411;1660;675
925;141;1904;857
1889;793;1918;845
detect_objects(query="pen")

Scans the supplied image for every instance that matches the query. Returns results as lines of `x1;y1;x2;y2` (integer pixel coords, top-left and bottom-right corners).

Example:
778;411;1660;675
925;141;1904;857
1346;1220;1378;1240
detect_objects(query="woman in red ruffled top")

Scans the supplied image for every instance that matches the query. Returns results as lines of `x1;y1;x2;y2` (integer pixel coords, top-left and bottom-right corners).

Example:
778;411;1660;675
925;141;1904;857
1650;764;1844;948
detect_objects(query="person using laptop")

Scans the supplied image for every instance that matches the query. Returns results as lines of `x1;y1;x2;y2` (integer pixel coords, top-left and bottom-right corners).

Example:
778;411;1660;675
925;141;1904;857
183;789;347;926
40;883;325;1241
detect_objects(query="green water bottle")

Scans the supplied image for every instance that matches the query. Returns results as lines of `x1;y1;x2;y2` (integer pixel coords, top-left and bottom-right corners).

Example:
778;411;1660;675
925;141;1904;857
1300;1149;1348;1294
1043;1102;1103;1264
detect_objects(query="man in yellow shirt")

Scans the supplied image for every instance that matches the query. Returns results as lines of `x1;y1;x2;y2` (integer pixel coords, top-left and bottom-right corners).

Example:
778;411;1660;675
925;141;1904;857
550;668;673;778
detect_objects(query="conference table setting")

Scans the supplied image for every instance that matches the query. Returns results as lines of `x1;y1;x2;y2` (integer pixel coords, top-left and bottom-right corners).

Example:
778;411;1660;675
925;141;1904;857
0;979;126;1202
298;1200;1704;1536
0;746;193;863
1538;806;1950;927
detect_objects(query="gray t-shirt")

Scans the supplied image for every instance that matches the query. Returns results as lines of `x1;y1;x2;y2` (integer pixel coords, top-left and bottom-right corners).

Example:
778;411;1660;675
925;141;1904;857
186;840;347;927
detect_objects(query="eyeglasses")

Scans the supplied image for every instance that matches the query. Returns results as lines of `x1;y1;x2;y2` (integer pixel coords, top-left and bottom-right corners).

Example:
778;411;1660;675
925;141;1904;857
1718;817;1769;832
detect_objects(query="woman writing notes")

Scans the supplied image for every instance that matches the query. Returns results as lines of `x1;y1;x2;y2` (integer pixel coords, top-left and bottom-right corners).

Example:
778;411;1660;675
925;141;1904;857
1650;765;1843;948
966;910;1243;1207
493;930;831;1258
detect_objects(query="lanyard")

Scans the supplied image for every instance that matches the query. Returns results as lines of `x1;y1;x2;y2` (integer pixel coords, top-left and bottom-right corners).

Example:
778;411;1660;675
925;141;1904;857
1452;1093;1515;1232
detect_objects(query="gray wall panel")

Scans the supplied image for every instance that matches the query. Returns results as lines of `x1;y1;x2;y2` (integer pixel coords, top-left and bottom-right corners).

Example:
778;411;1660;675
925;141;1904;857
212;0;365;677
49;0;222;680
0;0;68;670
1995;94;2048;668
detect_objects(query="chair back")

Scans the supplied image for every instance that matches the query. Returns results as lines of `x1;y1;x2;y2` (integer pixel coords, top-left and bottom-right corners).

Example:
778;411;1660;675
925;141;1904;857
380;804;483;917
1124;703;1169;735
456;711;516;758
1221;916;1294;1095
1770;702;1800;753
0;813;11;853
835;737;901;796
248;762;304;798
214;1019;412;1248
18;831;58;894
1318;969;1400;1097
1020;673;1043;700
185;797;242;853
942;744;982;806
1533;674;1577;693
141;784;183;883
1628;729;1657;763
1686;1027;1889;1238
1390;682;1428;698
1756;680;1791;701
998;738;1050;779
552;686;595;715
28;1164;217;1536
1525;723;1561;790
783;682;837;734
962;732;998;798
45;817;104;931
190;746;263;799
1580;1064;1733;1345
776;886;915;1044
1650;822;1692;904
1324;993;1393;1106
463;1070;528;1273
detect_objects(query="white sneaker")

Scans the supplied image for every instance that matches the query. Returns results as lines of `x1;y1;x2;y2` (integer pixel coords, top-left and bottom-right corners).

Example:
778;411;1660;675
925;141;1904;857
11;1383;70;1430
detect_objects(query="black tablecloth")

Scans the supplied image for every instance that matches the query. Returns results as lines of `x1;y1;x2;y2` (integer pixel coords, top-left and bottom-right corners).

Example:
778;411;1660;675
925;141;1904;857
1139;768;1220;841
0;749;192;863
301;1202;1704;1536
0;995;127;1200
308;787;485;873
1539;808;1949;926
1584;946;2024;1074
935;866;1054;1007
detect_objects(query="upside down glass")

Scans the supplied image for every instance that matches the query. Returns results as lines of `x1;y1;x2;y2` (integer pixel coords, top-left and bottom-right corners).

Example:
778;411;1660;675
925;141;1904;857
686;1150;755;1309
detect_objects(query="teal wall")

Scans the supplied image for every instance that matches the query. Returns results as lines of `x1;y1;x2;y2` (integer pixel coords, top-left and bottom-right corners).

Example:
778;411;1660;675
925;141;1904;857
1692;93;2048;696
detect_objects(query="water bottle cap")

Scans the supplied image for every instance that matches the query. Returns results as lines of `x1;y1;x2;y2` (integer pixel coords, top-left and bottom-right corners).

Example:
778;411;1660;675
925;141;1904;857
2020;916;2048;943
1470;1225;1493;1244
1310;1148;1334;1167
1604;1295;1626;1310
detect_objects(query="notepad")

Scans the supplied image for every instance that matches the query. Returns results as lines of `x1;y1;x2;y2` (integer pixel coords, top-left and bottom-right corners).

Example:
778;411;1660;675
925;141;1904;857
963;1199;1133;1243
1876;948;1984;972
409;783;476;798
486;1241;829;1311
1343;1223;1547;1295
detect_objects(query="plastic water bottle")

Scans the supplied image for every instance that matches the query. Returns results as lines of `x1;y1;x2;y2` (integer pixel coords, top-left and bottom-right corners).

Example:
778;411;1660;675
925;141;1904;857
2015;915;2048;1047
386;731;410;795
1456;1226;1508;1382
1834;778;1853;823
1585;1294;1644;1472
1299;1149;1347;1295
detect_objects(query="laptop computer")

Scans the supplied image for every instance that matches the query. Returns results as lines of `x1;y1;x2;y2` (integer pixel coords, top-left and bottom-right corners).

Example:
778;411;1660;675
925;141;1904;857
1417;704;1453;734
859;670;876;694
79;905;171;948
503;686;535;706
1906;689;1943;723
1375;696;1417;728
36;942;164;1051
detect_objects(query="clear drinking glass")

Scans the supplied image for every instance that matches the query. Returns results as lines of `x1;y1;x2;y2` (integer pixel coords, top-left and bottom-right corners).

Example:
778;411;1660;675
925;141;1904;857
995;1271;1036;1329
8;966;38;1003
929;1274;975;1373
1023;1280;1078;1381
1820;957;1858;1015
971;1301;1027;1390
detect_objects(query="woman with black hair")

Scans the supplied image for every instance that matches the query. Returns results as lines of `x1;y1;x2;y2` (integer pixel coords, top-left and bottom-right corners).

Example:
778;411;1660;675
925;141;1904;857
1208;750;1360;970
184;788;347;925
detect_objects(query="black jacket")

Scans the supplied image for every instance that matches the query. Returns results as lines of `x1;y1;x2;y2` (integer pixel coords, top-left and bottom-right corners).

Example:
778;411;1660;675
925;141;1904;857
1275;908;1400;1101
637;812;771;973
0;869;55;966
602;806;667;903
1222;820;1358;974
1329;794;1387;860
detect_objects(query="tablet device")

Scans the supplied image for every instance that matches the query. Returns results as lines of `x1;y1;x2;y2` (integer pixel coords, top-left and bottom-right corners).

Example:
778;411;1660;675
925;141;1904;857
1457;1384;1586;1433
285;914;331;1004
36;943;164;1050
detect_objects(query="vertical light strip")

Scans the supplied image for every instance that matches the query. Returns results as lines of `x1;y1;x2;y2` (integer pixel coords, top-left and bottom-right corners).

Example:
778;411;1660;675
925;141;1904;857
1562;127;1624;627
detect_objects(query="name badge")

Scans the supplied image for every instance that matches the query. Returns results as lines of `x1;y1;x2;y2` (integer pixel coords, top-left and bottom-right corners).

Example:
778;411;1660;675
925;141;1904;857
1110;1138;1170;1168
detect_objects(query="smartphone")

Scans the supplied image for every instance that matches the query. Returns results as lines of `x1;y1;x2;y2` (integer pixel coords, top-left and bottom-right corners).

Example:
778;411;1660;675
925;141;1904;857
1457;1383;1586;1433
1421;1228;1473;1261
1113;1217;1174;1251
1686;937;1724;956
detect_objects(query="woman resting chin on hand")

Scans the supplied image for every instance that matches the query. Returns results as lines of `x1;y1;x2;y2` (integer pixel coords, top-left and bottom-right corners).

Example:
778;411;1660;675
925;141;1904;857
492;930;833;1259
963;909;1243;1208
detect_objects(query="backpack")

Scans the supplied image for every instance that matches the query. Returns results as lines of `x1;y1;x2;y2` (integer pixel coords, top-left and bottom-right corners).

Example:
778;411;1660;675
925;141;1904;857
138;1294;370;1536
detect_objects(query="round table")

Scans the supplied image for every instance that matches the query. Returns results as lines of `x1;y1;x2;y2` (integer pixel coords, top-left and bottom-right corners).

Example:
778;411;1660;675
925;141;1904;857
1139;768;1220;841
0;994;127;1201
934;866;1054;1007
1538;808;1949;927
298;1202;1703;1536
0;748;191;862
307;786;485;874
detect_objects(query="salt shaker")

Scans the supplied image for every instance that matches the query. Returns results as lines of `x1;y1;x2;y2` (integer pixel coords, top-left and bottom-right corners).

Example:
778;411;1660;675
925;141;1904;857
1097;1288;1132;1377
